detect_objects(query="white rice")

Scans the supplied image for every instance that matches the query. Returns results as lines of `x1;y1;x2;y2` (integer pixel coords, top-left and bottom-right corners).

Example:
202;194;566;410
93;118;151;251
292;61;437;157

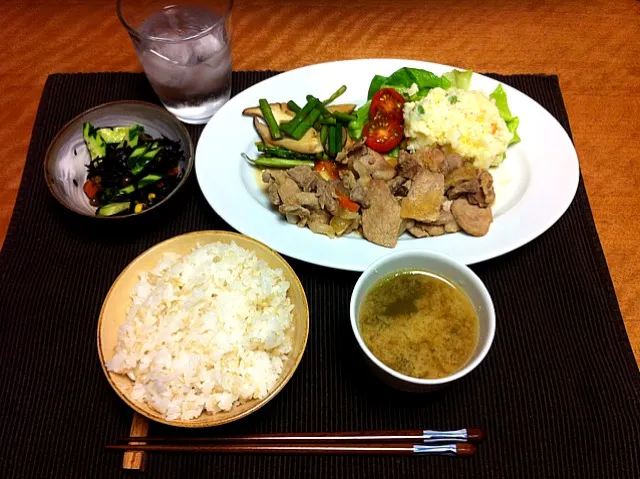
106;241;294;421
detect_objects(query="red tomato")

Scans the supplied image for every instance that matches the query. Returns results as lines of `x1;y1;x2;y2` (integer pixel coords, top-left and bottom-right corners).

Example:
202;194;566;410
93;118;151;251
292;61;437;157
313;160;339;180
363;114;403;153
369;88;405;124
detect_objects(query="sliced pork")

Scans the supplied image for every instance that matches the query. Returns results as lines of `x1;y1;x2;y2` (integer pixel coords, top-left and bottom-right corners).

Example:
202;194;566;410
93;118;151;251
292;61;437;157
450;198;493;237
400;170;444;223
361;179;402;248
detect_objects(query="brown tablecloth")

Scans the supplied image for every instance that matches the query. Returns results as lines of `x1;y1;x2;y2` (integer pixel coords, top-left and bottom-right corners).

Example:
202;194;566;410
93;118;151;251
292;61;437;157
0;72;638;478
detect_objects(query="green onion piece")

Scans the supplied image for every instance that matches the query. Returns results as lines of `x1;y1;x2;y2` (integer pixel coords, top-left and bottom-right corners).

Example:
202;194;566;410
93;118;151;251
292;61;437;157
259;99;282;140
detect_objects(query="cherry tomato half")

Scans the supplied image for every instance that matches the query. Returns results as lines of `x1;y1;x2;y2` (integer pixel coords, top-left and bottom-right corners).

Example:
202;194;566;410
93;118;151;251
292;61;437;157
369;88;405;124
363;113;403;153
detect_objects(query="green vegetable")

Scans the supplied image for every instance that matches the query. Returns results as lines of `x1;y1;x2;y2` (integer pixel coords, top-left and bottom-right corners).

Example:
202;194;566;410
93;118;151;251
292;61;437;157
417;105;425;114
128;145;148;161
117;184;136;196
490;84;521;146
334;125;343;156
347;100;371;139
138;173;163;188
242;153;314;168
322;85;347;105
387;146;400;158
307;96;332;119
320;125;329;148
259;98;283;140
320;117;337;125
130;145;162;175
256;143;317;160
280;97;320;136
367;67;451;100
96;202;130;217
328;125;337;156
332;111;356;123
115;173;164;197
290;107;322;140
287;100;302;114
443;69;473;90
98;125;142;147
506;117;521;145
448;95;458;104
82;122;106;160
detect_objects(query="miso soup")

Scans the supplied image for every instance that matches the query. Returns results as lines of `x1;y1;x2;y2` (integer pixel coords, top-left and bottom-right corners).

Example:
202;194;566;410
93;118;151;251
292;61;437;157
358;270;479;379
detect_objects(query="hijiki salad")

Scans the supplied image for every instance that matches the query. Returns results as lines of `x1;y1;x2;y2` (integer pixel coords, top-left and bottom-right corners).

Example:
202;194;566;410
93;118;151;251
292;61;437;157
81;122;186;216
243;67;520;247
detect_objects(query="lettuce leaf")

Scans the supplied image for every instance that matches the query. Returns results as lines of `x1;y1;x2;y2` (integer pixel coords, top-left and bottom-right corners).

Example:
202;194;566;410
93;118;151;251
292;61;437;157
347;100;371;139
443;69;473;90
367;68;451;100
490;84;521;146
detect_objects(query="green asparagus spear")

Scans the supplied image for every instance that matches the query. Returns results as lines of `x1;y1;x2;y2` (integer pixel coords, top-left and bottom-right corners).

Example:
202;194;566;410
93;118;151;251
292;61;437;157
332;111;357;123
259;99;282;140
328;125;337;157
242;153;314;168
320;124;329;148
290;107;322;140
256;143;317;160
320;117;337;125
287;100;302;114
280;97;320;135
322;85;347;105
307;95;332;119
334;125;343;155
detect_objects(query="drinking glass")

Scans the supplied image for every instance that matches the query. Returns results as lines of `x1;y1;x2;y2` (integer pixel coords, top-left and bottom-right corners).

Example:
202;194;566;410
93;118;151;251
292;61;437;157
117;0;233;124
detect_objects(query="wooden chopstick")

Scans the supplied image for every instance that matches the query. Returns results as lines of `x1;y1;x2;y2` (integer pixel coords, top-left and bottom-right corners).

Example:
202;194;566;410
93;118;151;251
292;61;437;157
117;428;484;444
107;442;476;456
122;413;149;471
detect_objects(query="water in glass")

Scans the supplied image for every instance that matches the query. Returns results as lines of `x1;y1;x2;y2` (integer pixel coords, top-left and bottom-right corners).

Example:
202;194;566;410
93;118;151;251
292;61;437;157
136;6;231;124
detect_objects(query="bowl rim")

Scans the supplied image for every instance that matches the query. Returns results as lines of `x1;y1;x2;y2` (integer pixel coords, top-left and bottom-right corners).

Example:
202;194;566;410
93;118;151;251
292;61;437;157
43;100;195;220
96;230;310;427
349;249;496;386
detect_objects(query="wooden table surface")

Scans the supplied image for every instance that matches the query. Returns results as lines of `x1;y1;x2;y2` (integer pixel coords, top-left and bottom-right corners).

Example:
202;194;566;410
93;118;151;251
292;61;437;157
2;0;639;363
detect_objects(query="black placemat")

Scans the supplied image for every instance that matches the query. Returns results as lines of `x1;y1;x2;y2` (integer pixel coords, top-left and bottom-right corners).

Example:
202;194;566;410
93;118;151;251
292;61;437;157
0;72;638;478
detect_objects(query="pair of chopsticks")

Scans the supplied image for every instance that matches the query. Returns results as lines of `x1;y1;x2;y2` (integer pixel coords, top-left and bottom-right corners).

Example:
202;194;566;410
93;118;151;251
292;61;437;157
108;428;484;456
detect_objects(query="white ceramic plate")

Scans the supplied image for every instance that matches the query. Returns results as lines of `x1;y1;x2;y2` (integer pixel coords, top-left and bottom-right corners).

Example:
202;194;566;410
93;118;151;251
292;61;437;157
196;59;579;271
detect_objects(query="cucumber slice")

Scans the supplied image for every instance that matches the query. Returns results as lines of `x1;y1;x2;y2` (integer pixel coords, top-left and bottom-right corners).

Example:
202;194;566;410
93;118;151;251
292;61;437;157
98;125;143;147
96;202;131;217
130;147;162;176
117;184;136;196
138;173;163;188
126;145;150;170
83;122;106;160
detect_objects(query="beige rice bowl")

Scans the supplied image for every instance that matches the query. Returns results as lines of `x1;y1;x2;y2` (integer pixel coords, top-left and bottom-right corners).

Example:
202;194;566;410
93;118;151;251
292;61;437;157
106;241;294;421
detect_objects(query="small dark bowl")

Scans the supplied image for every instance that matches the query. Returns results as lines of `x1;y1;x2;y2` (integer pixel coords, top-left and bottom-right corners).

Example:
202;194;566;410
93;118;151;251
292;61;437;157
44;101;194;219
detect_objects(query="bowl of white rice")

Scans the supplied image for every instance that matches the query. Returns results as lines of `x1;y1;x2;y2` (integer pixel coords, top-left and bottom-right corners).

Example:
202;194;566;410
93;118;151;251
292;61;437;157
97;231;309;427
